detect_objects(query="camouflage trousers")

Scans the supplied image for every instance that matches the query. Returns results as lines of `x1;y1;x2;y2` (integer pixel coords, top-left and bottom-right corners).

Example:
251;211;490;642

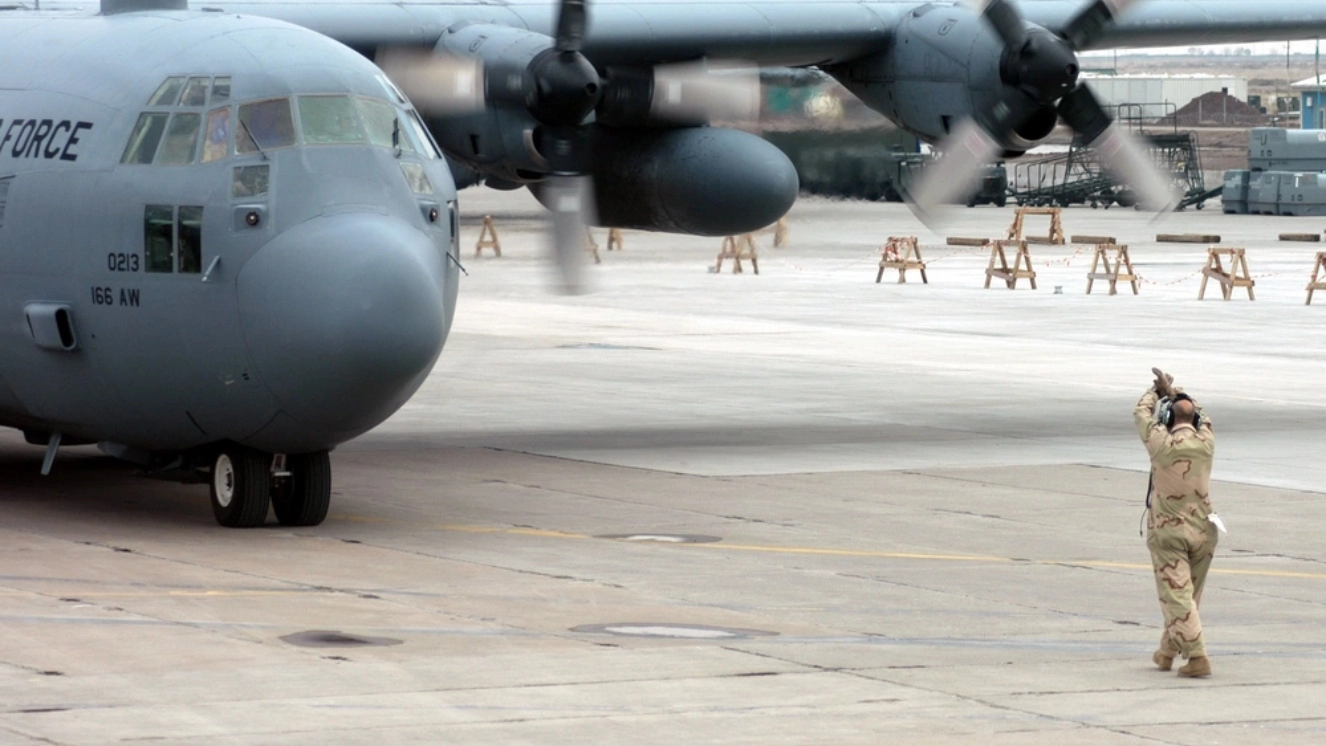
1146;515;1218;659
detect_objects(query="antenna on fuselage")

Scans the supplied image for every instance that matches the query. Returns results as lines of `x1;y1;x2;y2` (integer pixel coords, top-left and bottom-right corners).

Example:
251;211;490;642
101;0;187;14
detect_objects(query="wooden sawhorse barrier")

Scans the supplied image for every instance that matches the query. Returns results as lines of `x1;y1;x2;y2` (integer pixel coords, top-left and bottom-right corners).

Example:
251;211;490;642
1007;206;1065;245
1085;243;1139;295
876;236;928;283
716;234;759;274
475;215;502;257
985;240;1037;289
1307;252;1326;305
584;229;602;264
605;228;624;251
1198;247;1255;300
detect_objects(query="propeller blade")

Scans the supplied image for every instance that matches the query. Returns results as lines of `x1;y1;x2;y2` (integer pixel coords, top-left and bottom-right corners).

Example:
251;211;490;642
979;0;1027;49
1060;0;1143;49
1057;85;1179;213
906;118;1002;226
554;0;588;53
544;174;595;294
648;60;761;125
376;49;485;116
1090;124;1180;214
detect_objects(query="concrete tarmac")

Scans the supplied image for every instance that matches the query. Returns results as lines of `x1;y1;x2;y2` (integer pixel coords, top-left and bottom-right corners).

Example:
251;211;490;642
3;191;1325;745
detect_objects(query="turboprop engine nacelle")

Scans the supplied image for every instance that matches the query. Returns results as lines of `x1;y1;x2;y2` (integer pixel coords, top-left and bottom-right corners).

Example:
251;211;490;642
533;126;799;236
422;22;598;184
828;3;1060;153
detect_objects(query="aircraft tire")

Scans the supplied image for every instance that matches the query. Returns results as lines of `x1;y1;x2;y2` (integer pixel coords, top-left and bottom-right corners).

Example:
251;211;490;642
210;447;272;528
271;451;332;527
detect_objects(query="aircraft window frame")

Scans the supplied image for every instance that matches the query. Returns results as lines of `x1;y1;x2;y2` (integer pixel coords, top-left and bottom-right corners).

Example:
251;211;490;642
356;97;413;154
376;74;408;105
232;165;269;200
177;206;203;274
237;98;297;155
447;200;458;253
148;77;187;106
121;112;170;165
144;205;175;273
297;95;367;146
211;77;231;104
180;77;210;107
403;108;441;159
201;106;231;163
156;112;202;166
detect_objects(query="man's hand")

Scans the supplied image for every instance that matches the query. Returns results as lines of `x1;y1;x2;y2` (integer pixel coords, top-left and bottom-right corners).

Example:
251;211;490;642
1152;367;1175;398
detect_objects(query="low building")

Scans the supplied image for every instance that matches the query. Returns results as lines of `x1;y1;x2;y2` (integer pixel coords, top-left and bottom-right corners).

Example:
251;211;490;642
1082;74;1247;119
1293;75;1326;129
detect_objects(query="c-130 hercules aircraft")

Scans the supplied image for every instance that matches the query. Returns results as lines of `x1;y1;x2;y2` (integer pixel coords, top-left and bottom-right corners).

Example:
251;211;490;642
3;0;1326;528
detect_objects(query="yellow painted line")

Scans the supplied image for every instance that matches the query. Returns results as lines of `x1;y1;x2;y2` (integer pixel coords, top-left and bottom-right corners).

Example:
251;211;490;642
11;519;1316;602
376;521;1326;581
686;542;1326;580
1207;567;1326;580
689;542;1012;564
0;589;308;599
507;528;588;539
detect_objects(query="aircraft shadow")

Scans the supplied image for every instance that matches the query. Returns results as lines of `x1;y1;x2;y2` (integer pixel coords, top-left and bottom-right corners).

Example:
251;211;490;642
0;442;219;530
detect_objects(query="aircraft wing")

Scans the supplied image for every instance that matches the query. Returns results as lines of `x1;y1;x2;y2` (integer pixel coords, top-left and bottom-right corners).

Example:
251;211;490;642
1019;0;1326;50
32;1;1326;62
204;1;1326;64
206;1;900;67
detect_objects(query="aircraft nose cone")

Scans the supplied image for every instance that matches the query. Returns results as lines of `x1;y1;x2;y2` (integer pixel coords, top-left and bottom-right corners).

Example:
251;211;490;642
238;213;446;435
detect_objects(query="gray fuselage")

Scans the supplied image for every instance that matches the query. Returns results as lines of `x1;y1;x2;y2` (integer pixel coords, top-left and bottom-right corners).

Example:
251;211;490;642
0;10;459;458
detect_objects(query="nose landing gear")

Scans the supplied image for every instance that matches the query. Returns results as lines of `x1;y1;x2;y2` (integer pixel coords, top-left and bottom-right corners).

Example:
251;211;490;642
209;446;272;528
208;446;332;528
271;451;332;527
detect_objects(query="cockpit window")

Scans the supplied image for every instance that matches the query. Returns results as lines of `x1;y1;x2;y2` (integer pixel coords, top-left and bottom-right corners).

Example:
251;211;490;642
121;112;169;164
144;205;174;272
232;165;269;199
298;96;366;145
356;97;413;153
237;98;296;154
201;107;231;163
157;113;201;165
148;77;186;106
177;206;203;274
180;77;210;107
400;162;434;194
211;77;231;104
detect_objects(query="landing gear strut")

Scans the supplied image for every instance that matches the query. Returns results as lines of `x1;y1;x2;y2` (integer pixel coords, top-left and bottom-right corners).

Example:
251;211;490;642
271;450;332;527
210;445;272;528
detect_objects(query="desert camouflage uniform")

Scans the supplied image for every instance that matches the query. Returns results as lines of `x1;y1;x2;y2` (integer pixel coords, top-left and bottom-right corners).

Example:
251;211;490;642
1134;388;1217;660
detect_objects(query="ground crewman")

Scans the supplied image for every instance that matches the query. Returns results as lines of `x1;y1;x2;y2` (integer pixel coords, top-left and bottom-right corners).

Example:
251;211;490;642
1133;369;1219;678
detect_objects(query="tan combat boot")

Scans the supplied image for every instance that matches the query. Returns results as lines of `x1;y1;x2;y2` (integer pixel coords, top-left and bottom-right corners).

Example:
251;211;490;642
1178;656;1211;678
1152;650;1174;671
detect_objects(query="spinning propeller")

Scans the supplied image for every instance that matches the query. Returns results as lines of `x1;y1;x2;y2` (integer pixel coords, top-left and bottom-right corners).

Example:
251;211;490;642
380;0;758;293
910;0;1179;225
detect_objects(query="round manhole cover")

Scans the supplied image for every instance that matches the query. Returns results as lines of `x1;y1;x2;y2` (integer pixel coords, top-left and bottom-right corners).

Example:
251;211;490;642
279;630;403;648
597;534;721;544
571;623;776;640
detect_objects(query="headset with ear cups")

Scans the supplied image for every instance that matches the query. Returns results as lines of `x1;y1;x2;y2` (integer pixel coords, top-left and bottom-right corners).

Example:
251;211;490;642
1160;393;1202;430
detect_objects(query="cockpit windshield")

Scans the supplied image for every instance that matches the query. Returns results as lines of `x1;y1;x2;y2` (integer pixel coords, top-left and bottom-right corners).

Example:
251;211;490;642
123;75;440;165
298;96;367;145
356;97;410;153
237;98;296;154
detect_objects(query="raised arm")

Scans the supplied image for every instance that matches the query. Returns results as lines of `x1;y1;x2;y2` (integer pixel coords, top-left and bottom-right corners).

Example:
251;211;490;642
1134;388;1162;444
